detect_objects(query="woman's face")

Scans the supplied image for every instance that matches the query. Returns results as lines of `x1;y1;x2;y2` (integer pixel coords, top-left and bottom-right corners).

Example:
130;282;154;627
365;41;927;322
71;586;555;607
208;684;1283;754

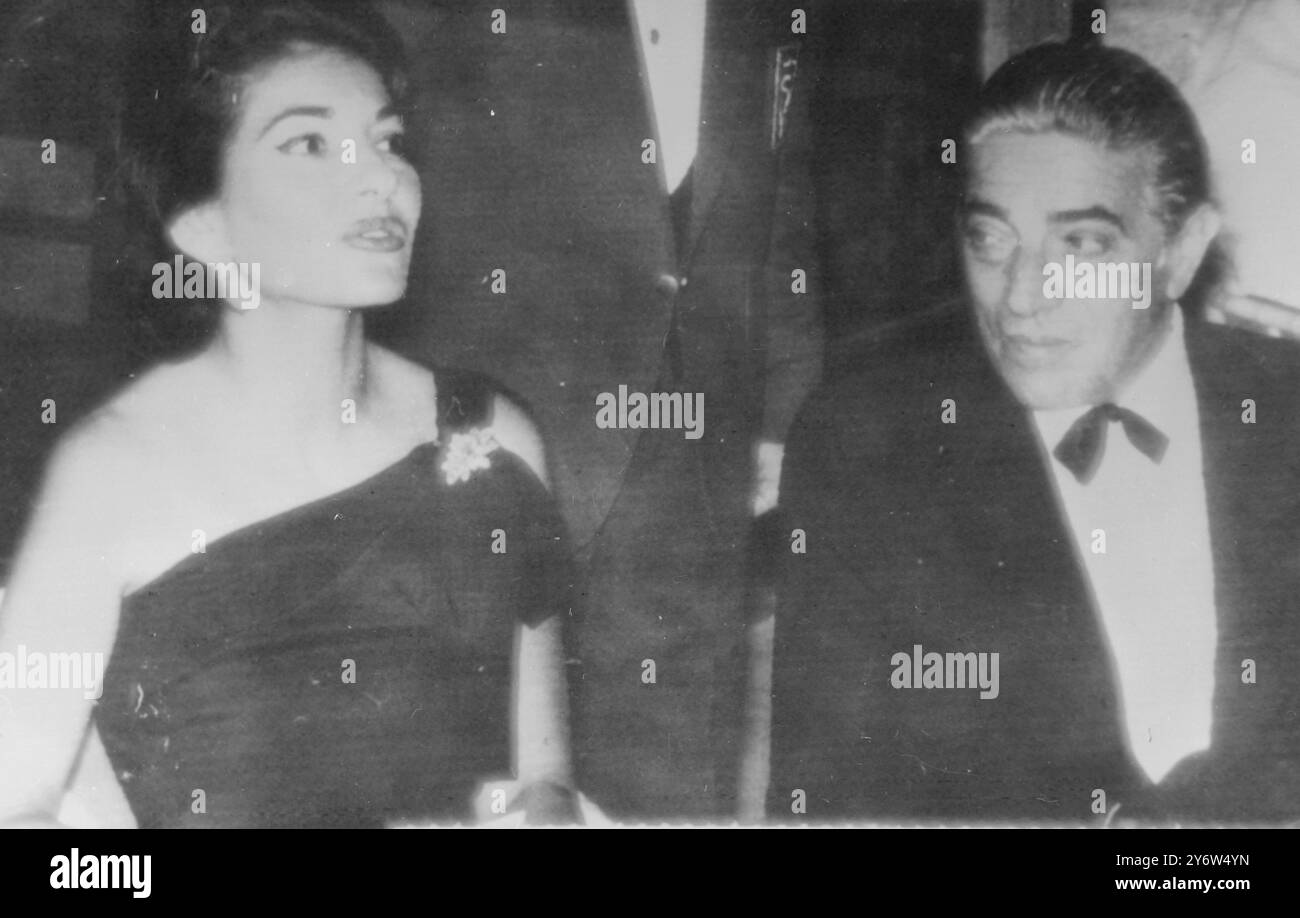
197;45;422;310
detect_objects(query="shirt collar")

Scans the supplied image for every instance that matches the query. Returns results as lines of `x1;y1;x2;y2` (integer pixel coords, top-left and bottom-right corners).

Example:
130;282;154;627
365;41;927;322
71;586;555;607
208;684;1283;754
1031;306;1198;454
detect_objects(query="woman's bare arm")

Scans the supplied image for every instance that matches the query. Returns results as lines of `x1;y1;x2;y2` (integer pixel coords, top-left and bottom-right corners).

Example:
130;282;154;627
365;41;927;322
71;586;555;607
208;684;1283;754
514;615;575;820
58;723;138;828
489;394;575;820
0;425;130;825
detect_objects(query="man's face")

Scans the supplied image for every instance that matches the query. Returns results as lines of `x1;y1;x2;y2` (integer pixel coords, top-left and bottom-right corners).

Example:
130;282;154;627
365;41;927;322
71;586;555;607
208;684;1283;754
961;131;1177;410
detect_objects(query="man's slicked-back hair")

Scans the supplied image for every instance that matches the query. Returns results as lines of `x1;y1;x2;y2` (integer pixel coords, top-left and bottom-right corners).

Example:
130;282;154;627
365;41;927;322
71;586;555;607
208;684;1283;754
963;42;1212;235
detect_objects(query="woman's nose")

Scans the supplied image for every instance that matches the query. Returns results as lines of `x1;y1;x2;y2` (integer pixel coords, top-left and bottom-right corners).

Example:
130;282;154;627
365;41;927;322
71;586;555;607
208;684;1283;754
355;144;400;200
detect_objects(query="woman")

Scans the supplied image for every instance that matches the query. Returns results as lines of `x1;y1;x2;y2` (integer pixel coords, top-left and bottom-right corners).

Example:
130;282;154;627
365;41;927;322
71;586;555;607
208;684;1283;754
0;1;574;827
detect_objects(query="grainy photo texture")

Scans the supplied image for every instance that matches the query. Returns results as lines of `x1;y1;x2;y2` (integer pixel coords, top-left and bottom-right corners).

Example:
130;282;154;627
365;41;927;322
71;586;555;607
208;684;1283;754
1;1;1298;844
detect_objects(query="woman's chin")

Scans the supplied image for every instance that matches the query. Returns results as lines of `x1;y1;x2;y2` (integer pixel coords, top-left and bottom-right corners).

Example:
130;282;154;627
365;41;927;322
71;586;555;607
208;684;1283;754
266;284;410;312
346;294;405;311
339;277;411;309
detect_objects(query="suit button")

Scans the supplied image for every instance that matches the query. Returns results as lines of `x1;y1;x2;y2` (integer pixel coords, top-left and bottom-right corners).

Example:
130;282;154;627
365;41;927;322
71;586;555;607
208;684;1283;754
655;273;686;296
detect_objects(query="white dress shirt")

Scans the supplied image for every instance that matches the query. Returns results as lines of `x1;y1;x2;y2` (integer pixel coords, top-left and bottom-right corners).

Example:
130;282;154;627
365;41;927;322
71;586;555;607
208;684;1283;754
630;0;707;193
1031;308;1218;785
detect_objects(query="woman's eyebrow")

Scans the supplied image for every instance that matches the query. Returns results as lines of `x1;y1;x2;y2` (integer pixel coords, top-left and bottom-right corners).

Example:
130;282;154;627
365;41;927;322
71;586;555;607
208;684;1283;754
257;105;334;139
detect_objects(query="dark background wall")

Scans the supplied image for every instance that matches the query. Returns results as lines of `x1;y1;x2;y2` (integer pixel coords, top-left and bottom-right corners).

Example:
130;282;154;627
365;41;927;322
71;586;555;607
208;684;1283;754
0;0;141;576
808;0;979;345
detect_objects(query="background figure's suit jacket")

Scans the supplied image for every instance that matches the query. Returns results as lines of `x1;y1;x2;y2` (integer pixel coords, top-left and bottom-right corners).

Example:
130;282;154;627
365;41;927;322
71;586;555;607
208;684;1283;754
387;0;823;817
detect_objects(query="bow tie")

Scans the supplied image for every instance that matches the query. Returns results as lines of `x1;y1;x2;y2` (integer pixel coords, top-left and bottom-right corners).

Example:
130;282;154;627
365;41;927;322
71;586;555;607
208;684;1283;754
1052;403;1169;484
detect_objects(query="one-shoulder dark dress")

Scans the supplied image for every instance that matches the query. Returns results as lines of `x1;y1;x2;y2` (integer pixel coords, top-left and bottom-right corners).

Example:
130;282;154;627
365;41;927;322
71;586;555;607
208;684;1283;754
93;371;570;827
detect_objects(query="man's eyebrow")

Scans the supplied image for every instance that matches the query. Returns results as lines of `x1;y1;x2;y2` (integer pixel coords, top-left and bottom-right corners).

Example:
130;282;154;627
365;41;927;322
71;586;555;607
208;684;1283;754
960;198;1010;222
257;105;334;139
1049;206;1126;232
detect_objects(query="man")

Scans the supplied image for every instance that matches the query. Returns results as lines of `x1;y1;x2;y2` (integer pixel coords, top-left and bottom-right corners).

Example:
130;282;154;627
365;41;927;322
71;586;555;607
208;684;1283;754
385;0;822;818
769;42;1300;823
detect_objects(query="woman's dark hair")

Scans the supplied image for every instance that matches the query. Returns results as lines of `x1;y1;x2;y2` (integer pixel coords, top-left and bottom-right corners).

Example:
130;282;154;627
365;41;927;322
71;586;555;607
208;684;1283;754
115;0;410;351
963;42;1211;237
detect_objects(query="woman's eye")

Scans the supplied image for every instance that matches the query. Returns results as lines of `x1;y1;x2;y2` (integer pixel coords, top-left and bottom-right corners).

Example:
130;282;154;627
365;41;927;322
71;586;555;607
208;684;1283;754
376;133;408;158
277;134;327;156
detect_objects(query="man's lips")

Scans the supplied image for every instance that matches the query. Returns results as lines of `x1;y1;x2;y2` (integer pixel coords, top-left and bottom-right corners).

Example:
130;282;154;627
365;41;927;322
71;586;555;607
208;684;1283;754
1000;331;1075;367
1004;331;1073;349
342;216;409;252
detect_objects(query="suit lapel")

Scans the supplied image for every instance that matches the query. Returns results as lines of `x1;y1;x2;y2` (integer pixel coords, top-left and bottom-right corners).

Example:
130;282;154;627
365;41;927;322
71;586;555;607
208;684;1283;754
822;319;1135;790
615;0;679;268
688;0;793;264
938;334;1138;794
686;3;742;261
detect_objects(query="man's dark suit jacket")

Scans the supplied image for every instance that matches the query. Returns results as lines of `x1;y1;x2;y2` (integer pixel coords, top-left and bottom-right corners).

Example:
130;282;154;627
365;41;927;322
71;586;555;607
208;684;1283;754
769;306;1300;823
384;1;823;816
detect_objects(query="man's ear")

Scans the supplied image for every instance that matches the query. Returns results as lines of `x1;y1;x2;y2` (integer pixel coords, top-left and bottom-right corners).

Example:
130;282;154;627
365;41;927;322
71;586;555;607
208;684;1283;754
165;201;230;265
1161;203;1221;302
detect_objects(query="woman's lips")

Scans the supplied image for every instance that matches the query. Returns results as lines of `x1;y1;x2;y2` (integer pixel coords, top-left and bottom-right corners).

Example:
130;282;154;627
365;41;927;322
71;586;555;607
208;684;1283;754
342;216;408;252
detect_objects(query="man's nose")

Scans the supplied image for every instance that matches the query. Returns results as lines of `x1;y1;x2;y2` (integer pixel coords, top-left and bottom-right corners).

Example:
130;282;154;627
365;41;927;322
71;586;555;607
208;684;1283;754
1002;246;1051;318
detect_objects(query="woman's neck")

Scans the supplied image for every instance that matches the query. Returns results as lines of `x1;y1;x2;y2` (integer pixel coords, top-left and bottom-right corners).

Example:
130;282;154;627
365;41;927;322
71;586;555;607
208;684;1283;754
206;297;372;437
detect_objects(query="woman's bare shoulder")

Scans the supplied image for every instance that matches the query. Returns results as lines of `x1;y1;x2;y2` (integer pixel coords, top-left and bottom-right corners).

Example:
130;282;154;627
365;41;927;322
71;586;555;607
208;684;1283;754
99;357;211;427
43;360;206;502
487;393;549;488
364;345;547;485
366;343;436;392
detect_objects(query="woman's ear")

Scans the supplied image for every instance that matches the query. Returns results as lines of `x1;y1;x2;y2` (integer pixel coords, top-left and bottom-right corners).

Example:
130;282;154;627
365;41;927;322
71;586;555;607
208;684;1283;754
165;201;231;265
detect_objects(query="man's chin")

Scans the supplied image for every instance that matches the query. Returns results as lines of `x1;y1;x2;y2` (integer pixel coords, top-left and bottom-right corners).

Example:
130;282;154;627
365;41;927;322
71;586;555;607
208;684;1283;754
996;369;1094;412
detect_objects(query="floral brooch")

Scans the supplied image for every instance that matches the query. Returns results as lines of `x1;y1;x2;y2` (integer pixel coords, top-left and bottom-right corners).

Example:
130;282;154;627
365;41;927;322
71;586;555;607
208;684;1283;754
441;428;501;485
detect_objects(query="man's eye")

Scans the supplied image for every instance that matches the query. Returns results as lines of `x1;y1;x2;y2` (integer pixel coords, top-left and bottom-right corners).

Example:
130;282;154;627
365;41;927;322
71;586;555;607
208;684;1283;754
277;134;327;156
963;224;1017;263
1062;231;1113;258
